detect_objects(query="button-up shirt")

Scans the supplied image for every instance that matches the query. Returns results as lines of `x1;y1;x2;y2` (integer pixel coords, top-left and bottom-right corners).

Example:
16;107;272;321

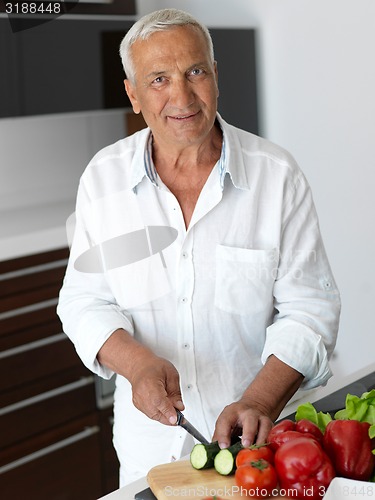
57;115;340;483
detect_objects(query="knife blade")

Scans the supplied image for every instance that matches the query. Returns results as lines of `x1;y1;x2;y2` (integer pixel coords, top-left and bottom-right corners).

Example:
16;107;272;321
175;409;210;444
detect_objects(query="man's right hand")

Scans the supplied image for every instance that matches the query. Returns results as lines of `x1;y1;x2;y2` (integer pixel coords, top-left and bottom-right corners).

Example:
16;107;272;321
97;328;184;426
129;355;185;425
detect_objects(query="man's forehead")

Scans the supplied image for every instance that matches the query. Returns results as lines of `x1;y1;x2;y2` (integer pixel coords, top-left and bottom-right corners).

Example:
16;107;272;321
131;25;209;57
131;26;212;77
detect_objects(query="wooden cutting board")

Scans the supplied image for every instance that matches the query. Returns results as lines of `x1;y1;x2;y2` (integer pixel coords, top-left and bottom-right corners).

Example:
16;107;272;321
147;460;241;499
147;460;288;499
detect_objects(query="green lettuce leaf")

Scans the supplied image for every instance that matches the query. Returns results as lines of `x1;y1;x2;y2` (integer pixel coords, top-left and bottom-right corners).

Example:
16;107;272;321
335;390;375;423
295;402;332;433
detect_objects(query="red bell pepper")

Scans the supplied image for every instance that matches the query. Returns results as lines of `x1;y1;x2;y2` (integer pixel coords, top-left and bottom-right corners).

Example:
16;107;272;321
268;419;323;451
275;437;335;500
323;420;375;481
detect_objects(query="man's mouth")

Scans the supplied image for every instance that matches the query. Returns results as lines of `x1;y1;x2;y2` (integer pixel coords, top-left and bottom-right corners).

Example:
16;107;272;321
168;111;199;120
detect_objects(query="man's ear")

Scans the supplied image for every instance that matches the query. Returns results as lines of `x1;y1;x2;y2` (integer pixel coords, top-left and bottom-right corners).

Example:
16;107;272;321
124;79;141;114
213;61;219;98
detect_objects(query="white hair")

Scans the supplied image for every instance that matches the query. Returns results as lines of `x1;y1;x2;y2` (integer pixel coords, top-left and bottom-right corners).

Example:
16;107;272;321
119;8;215;83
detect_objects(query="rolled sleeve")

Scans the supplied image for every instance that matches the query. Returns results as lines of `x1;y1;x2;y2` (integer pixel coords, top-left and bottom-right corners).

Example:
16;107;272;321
262;320;333;389
57;267;135;379
74;304;134;379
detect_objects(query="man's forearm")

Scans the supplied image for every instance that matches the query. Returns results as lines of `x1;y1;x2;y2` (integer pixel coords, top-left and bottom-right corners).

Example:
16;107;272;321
212;354;304;447
96;328;184;424
96;328;156;383
241;354;304;421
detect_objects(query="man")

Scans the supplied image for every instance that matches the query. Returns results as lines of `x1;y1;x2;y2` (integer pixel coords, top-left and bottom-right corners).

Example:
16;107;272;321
57;8;340;486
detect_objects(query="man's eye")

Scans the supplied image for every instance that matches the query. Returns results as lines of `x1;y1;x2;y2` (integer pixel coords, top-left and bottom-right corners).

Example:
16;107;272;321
152;76;165;85
190;68;204;76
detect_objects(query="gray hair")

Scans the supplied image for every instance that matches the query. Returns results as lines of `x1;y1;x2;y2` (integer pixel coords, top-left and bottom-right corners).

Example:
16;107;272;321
119;8;215;83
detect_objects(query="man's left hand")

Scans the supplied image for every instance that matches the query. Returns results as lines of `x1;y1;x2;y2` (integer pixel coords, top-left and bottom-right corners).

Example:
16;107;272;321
212;399;273;448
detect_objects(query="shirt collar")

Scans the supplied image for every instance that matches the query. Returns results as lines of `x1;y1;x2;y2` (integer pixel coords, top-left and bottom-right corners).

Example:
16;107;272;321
217;114;252;191
131;113;246;193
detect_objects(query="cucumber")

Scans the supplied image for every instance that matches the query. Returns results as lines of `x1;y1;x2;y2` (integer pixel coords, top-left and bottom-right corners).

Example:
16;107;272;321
214;441;243;475
190;441;221;470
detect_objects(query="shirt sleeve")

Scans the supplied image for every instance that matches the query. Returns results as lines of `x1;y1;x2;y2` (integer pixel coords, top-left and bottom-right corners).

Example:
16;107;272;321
57;179;134;379
261;168;341;390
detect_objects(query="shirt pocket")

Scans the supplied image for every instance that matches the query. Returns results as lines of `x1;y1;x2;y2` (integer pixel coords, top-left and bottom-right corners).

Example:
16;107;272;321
214;245;278;316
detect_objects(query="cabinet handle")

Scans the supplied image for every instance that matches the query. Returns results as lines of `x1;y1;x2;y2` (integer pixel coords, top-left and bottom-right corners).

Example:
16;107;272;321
0;258;68;281
0;425;100;475
0;332;66;360
0;376;94;416
0;297;58;320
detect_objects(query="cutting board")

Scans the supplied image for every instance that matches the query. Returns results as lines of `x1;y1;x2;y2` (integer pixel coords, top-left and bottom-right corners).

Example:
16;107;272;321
147;460;288;499
147;460;241;499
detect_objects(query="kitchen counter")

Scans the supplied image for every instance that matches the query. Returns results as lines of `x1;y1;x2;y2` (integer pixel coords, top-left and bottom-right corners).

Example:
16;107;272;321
0;200;74;261
99;361;375;500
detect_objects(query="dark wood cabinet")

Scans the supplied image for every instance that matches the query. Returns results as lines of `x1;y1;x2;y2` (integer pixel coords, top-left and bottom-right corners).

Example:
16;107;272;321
0;248;119;499
0;18;133;118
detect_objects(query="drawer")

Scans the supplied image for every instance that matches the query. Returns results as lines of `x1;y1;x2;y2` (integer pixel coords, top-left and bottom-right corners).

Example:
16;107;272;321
0;305;62;349
0;248;68;313
0;414;102;500
0;248;69;274
0;376;96;448
0;334;83;393
0;247;69;350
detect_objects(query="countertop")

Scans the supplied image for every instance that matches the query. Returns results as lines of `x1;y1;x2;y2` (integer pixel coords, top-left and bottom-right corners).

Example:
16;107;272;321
99;361;375;500
0;200;74;261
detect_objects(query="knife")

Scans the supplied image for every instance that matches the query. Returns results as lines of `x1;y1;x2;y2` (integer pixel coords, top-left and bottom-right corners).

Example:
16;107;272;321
175;409;210;444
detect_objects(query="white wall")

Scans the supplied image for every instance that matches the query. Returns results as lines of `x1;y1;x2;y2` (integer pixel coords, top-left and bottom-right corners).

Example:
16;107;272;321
138;0;375;380
0;110;127;212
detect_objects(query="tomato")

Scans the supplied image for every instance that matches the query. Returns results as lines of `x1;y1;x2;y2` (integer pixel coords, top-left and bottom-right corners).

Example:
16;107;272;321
236;445;274;467
235;459;278;498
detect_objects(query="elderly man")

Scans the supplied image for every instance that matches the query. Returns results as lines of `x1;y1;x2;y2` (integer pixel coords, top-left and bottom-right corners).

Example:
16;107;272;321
57;8;340;486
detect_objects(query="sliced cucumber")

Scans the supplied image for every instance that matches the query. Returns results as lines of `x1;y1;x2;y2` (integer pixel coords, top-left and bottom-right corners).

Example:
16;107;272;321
214;441;243;475
190;441;221;470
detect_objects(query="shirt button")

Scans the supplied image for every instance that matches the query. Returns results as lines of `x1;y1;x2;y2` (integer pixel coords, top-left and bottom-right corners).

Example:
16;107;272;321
182;343;190;349
181;297;188;303
182;251;188;259
187;384;193;390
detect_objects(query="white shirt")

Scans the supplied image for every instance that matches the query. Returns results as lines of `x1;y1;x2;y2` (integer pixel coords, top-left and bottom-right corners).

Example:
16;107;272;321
57;115;340;484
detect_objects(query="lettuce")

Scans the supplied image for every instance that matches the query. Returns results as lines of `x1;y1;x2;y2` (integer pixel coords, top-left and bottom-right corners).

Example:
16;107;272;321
335;390;375;439
295;390;375;441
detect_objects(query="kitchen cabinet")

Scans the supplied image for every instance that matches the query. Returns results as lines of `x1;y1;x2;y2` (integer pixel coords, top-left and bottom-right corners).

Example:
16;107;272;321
0;18;133;117
0;247;119;499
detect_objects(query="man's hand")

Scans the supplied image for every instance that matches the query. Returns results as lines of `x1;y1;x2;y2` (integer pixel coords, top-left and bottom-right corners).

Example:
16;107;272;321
97;328;184;425
212;399;273;449
212;355;304;448
129;355;185;425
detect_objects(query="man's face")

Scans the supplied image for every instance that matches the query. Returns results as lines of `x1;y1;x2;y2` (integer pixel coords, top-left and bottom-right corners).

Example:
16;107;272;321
124;26;219;150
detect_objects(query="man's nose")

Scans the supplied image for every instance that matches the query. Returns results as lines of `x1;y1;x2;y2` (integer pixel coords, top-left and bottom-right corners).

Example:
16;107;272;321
169;78;194;109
